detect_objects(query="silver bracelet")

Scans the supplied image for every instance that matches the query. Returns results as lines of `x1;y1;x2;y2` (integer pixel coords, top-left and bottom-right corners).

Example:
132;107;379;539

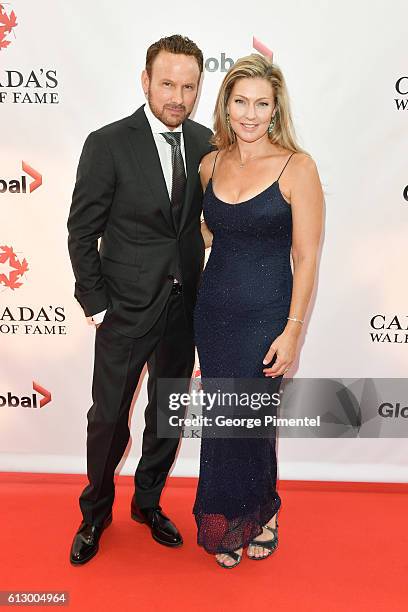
287;316;304;324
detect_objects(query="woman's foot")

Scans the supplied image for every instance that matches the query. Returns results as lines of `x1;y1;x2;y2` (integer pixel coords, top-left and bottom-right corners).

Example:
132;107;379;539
247;514;278;559
215;548;243;568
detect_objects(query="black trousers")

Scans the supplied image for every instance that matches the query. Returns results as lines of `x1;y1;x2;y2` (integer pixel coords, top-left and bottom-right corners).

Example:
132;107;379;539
79;289;195;526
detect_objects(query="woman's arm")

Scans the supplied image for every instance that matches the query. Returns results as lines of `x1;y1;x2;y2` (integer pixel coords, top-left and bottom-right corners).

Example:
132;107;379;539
199;151;218;249
263;154;324;376
201;218;213;249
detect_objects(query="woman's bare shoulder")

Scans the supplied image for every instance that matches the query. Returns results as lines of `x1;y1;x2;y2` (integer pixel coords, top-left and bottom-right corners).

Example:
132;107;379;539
287;152;322;203
199;150;219;187
200;150;218;173
289;152;318;176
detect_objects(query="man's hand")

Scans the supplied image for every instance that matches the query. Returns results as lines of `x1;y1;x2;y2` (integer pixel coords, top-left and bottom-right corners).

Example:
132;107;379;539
91;309;107;326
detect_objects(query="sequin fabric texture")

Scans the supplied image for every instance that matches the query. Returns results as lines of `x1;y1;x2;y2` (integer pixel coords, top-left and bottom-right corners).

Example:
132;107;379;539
192;170;293;555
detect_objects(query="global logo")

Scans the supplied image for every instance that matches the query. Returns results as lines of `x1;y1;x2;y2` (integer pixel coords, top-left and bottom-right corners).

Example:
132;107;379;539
0;161;42;194
378;402;408;418
0;3;17;51
204;36;273;72
0;381;52;409
0;245;29;291
252;37;273;60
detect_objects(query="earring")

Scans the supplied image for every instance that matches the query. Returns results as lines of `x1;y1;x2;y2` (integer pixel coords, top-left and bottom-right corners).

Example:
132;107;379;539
226;111;236;142
268;115;276;134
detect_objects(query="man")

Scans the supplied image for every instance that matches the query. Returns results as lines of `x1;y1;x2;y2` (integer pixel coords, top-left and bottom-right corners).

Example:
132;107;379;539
67;34;213;565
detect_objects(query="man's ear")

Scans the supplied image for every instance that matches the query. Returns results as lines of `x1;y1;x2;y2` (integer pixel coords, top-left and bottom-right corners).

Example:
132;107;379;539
141;70;149;97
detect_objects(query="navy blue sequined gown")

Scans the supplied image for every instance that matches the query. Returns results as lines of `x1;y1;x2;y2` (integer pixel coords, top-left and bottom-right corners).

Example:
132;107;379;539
192;153;294;554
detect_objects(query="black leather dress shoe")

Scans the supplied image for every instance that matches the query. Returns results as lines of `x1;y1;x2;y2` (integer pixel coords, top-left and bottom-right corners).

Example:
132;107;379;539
69;513;112;565
131;496;182;547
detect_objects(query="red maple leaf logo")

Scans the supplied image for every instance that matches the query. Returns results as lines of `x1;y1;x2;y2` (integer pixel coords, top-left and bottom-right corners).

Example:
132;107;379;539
0;3;18;51
0;245;29;290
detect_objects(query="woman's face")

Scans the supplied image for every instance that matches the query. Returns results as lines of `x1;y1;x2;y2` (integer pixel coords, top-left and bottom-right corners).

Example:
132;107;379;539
227;77;275;143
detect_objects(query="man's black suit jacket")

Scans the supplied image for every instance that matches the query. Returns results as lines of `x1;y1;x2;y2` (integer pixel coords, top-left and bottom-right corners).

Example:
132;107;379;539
67;105;213;338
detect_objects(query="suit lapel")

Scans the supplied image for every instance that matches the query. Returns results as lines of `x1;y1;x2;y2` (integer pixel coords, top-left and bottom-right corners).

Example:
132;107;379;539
126;106;202;235
126;106;174;230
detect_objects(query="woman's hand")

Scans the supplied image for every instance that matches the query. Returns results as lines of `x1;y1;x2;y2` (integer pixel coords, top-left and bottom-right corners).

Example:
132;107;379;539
201;220;213;248
262;328;299;377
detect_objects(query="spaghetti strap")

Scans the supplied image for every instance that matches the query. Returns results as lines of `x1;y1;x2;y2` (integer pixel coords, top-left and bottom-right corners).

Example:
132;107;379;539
211;150;221;180
277;152;295;181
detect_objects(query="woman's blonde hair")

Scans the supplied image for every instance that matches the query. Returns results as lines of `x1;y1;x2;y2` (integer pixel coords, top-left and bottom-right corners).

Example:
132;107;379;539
212;53;306;154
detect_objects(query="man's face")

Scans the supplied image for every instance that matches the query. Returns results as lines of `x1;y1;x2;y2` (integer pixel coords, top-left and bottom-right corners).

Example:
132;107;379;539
142;50;201;129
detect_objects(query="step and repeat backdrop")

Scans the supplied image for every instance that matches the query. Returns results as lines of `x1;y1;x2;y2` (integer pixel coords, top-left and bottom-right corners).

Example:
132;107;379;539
1;1;407;481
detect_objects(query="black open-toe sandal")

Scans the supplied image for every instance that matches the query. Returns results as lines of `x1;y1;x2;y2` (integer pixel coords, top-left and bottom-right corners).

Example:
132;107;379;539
215;549;242;569
247;517;279;560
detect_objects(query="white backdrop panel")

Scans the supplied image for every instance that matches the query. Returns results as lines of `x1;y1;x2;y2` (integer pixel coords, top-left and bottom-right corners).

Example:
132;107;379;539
0;0;407;481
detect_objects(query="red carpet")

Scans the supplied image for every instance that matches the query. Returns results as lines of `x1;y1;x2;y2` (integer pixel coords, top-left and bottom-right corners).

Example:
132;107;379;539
1;473;407;611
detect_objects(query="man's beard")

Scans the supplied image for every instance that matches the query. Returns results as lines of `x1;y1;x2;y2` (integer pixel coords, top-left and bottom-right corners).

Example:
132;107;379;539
147;90;190;128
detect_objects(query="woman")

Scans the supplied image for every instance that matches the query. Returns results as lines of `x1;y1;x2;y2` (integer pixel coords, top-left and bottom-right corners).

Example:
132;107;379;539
193;54;323;568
